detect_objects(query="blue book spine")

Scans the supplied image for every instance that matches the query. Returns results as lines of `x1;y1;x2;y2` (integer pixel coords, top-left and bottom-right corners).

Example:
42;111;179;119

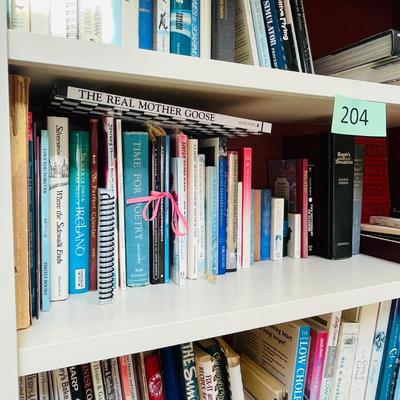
394;371;400;400
250;189;254;265
292;325;311;400
170;0;192;55
40;131;50;311
164;135;170;283
260;189;271;260
69;131;90;294
111;0;121;45
218;158;227;275
28;130;37;317
123;132;150;286
160;346;183;399
249;0;272;67
211;169;218;275
377;299;400;400
261;0;288;69
191;0;200;56
139;0;154;49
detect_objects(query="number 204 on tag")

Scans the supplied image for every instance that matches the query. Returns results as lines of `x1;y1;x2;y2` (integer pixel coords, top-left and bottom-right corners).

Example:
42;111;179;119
331;95;386;137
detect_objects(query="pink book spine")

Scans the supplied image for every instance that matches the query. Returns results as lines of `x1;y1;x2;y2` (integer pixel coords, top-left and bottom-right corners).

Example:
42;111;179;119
299;159;308;258
306;330;328;400
241;148;252;268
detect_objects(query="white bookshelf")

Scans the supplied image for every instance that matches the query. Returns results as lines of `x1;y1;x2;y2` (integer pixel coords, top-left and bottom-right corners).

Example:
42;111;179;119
3;12;400;400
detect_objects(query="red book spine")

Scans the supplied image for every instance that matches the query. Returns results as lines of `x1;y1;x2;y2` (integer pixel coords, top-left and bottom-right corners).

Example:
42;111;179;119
241;148;252;268
118;356;132;400
144;352;165;400
297;159;309;258
89;119;98;290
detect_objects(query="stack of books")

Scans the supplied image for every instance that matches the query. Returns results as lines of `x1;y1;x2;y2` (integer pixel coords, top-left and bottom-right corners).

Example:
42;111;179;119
7;0;314;70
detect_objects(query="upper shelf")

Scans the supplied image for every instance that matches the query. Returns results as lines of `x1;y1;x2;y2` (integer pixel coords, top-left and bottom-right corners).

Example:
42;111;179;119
7;30;400;127
18;254;400;377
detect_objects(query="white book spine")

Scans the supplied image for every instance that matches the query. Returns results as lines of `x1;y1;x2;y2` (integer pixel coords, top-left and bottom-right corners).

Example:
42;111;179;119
126;355;140;399
91;361;106;400
48;116;69;301
237;182;243;268
200;0;212;58
365;300;392;399
38;371;50;400
78;0;102;42
288;213;301;258
50;0;67;37
330;322;360;400
26;374;38;400
19;376;26;400
197;154;206;274
121;0;138;47
111;358;124;400
188;139;199;279
154;0;170;51
66;0;78;38
228;364;245;400
348;303;380;398
116;119;126;289
270;198;284;260
52;368;72;400
8;0;30;31
196;358;218;399
319;311;342;400
234;0;259;66
30;0;50;34
205;167;213;275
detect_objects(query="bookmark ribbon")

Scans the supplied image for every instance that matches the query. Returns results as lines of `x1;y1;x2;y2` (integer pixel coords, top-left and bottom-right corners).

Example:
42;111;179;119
127;191;188;236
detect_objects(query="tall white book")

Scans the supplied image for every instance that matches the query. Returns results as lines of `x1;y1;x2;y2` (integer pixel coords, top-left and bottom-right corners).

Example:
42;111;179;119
8;0;30;31
187;139;199;279
197;154;206;274
121;0;139;47
346;303;380;398
237;182;243;268
154;0;170;52
50;0;78;39
78;0;103;42
270;197;284;260
48;116;69;301
30;0;50;34
365;300;392;399
200;0;212;58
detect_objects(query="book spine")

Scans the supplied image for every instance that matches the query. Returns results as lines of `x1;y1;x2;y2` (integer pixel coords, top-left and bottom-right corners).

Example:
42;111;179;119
249;0;271;67
288;0;313;73
38;371;50;400
191;0;200;56
100;0;121;44
111;359;124;400
48;116;69;301
197;154;206;274
69;131;90;294
122;0;139;47
188;139;199;279
154;0;170;51
218;156;228;274
81;364;95;400
116;119;126;289
200;0;211;58
260;189;271;260
170;0;192;55
8;0;30;30
26;374;38;400
78;0;102;42
227;151;239;271
241;148;252;268
91;361;106;399
49;0;66;37
270;198;284;260
101;359;115;400
89;119;98;290
30;0;50;34
282;0;302;70
195;355;218;399
66;0;78;38
118;356;133;400
19;371;26;399
180;342;200;399
352;144;365;255
260;0;287;69
127;354;141;400
139;0;153;49
67;365;85;400
250;190;255;266
307;163;315;255
123;132;150;287
52;368;72;400
297;159;308;258
288;213;301;258
144;352;165;400
253;190;261;262
236;182;243;268
164;135;170;282
365;300;392;399
160;347;182;399
205;167;218;275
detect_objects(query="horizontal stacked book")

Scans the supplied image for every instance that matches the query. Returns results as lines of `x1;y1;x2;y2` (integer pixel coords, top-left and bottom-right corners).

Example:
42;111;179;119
7;0;314;69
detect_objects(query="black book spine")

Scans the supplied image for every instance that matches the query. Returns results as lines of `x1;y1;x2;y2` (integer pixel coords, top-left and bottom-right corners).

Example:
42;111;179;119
211;0;235;62
307;164;315;254
81;363;95;400
67;365;85;400
289;0;314;73
150;140;159;284
158;137;166;284
101;359;115;400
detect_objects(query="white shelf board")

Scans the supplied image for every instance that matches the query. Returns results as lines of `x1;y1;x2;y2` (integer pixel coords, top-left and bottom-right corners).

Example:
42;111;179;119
18;254;400;376
7;31;400;126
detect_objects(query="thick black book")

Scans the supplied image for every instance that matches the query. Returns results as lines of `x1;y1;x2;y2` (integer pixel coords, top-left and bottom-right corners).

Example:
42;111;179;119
80;364;95;400
67;365;85;400
101;359;115;400
307;163;315;254
283;133;354;259
211;0;235;62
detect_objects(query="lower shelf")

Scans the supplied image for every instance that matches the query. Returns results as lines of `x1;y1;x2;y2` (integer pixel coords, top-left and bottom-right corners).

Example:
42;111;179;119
18;254;400;376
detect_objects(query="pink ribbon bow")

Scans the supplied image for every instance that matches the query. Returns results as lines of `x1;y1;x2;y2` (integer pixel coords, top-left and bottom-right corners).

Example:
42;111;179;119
126;191;188;237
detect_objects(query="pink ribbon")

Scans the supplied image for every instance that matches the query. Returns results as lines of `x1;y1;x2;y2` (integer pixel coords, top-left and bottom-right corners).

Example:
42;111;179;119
127;191;188;237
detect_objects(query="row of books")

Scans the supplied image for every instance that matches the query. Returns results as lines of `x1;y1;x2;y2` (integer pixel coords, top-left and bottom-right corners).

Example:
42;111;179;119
19;338;246;400
7;0;314;69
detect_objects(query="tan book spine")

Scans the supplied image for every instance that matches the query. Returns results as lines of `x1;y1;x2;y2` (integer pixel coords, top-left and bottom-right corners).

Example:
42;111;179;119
227;151;239;271
253;190;261;262
9;74;31;330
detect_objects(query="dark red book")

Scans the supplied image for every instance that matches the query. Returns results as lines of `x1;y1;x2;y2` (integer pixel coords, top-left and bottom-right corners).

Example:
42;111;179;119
360;233;400;263
89;119;98;290
144;352;165;400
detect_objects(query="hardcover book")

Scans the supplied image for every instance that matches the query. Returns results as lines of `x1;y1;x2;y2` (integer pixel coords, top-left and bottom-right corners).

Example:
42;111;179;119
139;0;153;49
122;0;139;47
30;0;50;34
197;154;206;274
260;189;272;260
110;358;123;400
81;363;95;400
191;0;200;56
237;182;243;268
178;342;200;400
8;0;30;30
101;359;114;400
212;0;235;62
78;0;102;42
52;368;72;400
163;135;170;282
154;0;170;52
170;0;191;55
38;371;50;399
67;365;85;400
352;144;365;254
91;361;106;400
270;197;284;260
194;345;219;399
144;352;165;400
160;346;182;399
206;166;218;275
227;151;239;271
253;190;261;262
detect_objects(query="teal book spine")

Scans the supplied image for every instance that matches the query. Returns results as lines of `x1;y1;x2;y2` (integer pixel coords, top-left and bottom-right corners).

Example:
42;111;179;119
292;325;311;400
191;0;199;56
41;130;50;311
69;131;91;294
123;132;150;287
170;0;192;55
